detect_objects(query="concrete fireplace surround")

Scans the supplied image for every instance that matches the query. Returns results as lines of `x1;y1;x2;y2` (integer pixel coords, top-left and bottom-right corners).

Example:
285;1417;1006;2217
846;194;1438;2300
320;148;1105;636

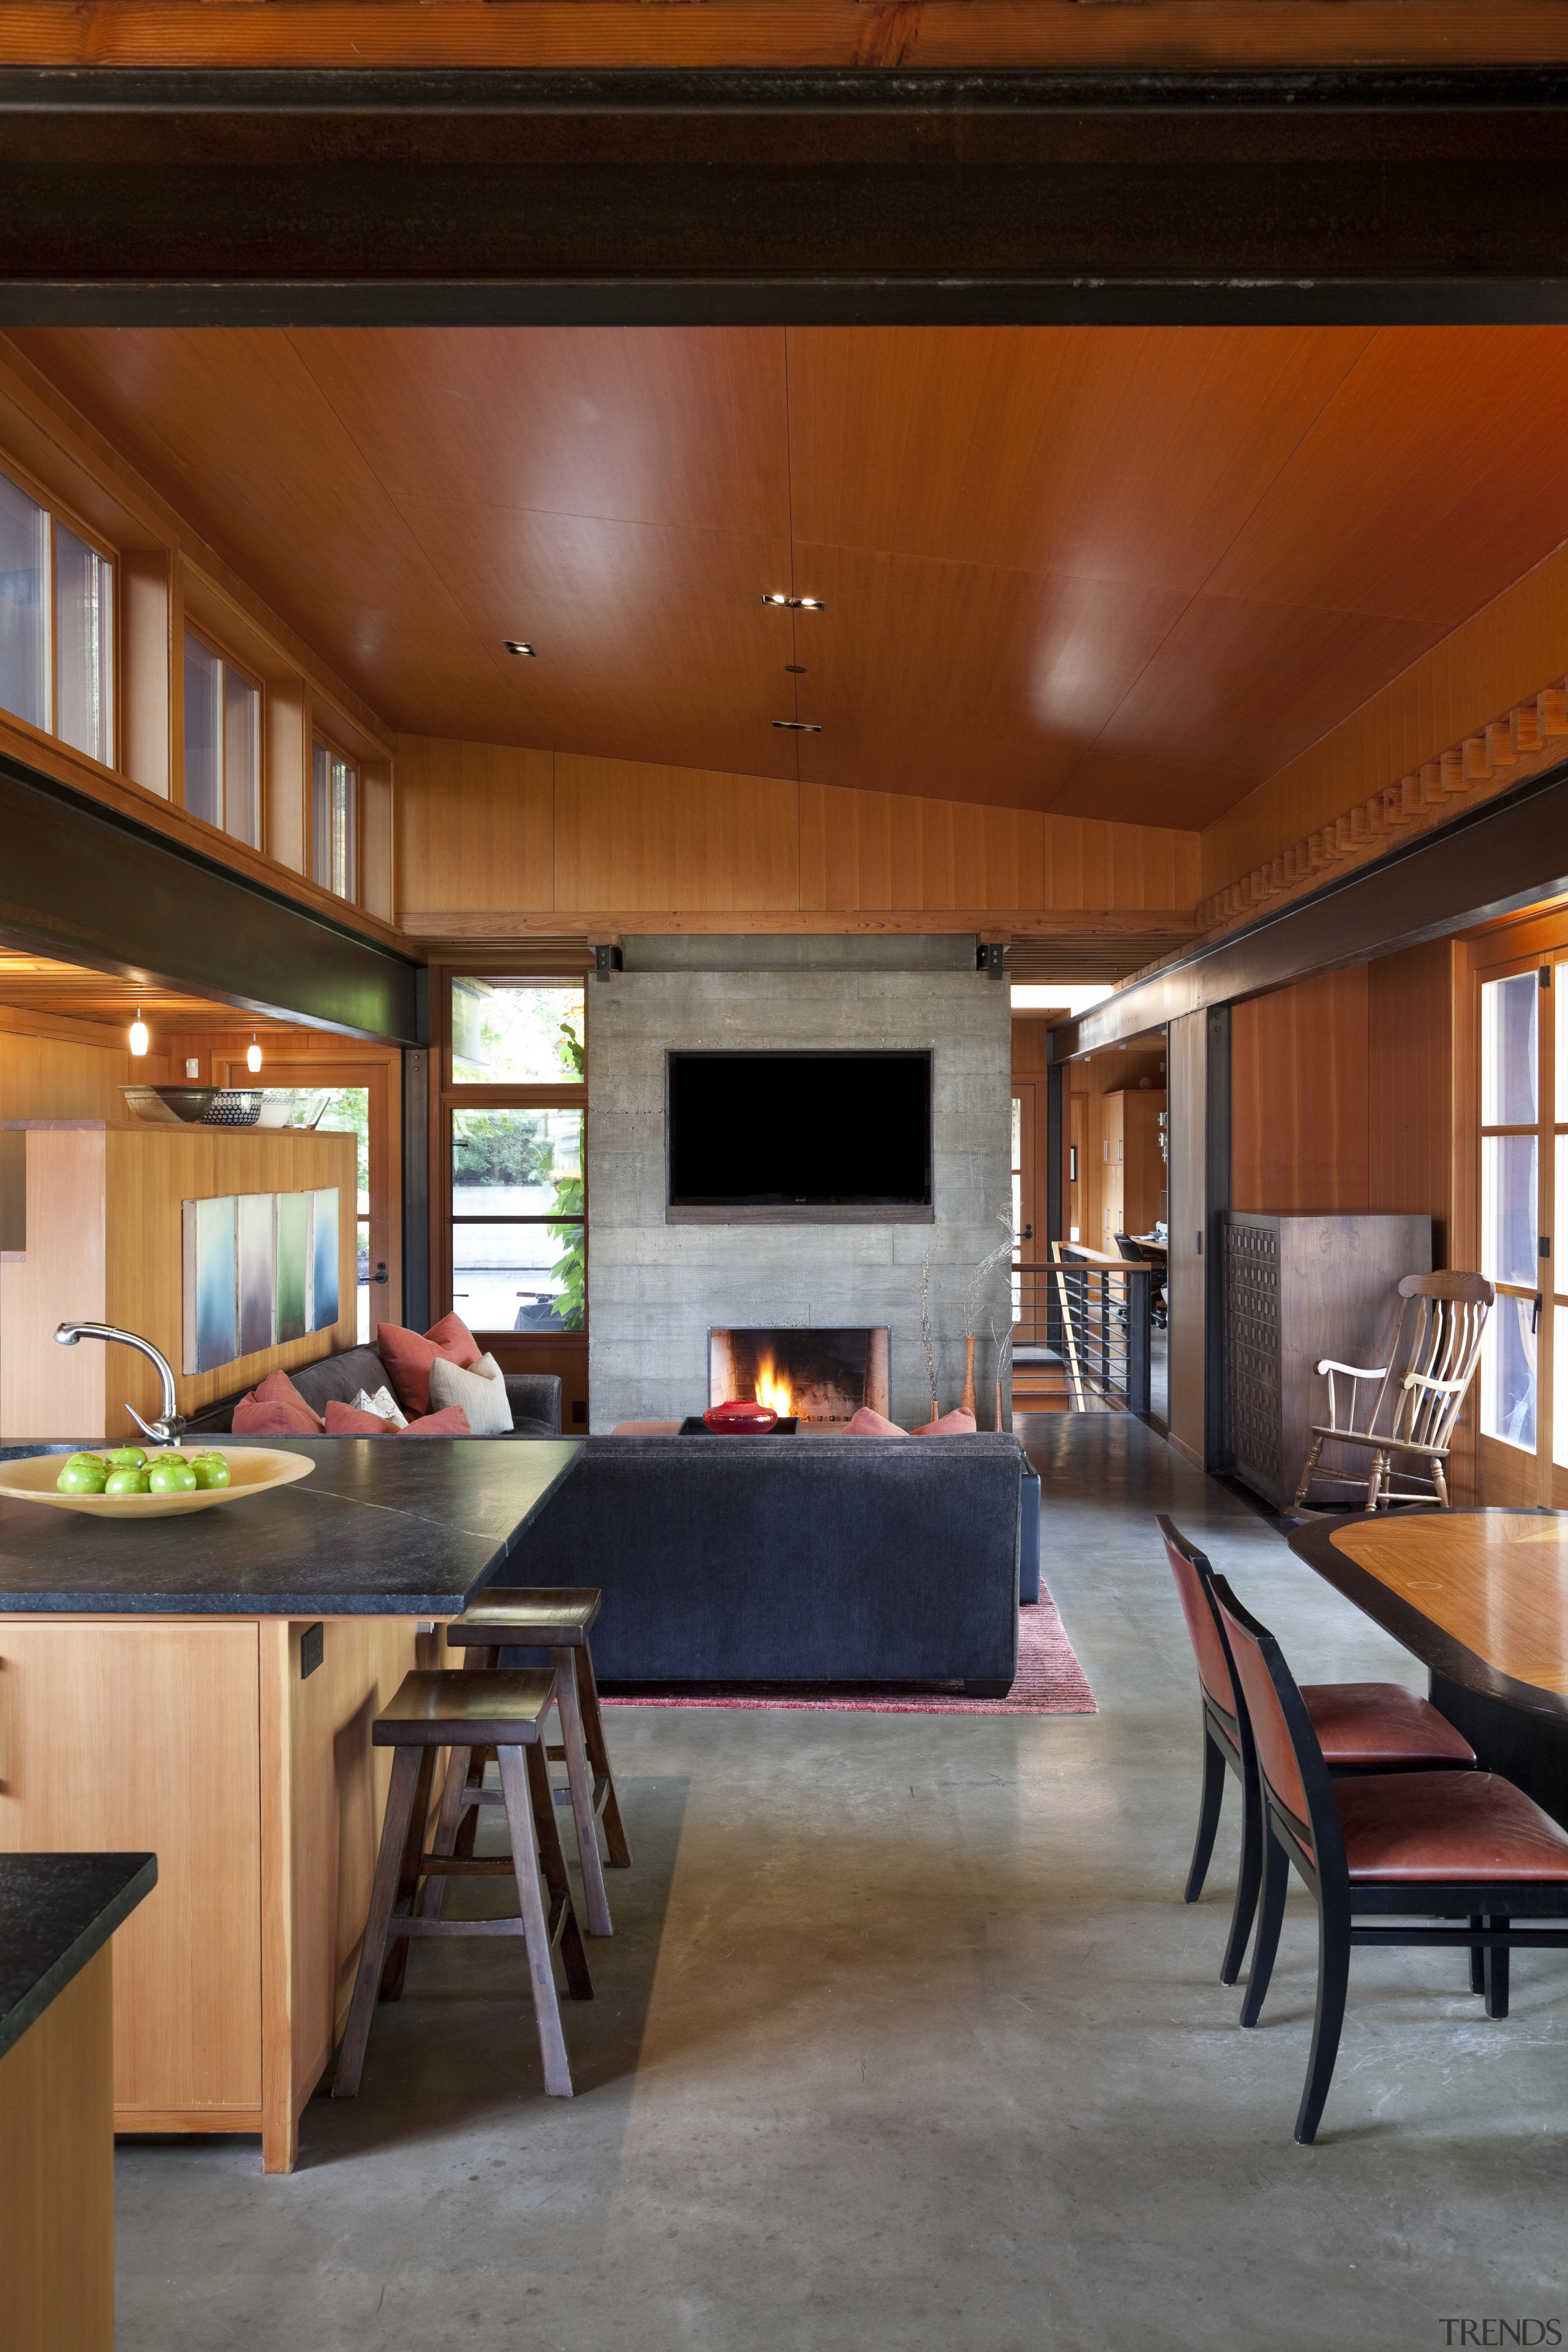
586;938;1013;1433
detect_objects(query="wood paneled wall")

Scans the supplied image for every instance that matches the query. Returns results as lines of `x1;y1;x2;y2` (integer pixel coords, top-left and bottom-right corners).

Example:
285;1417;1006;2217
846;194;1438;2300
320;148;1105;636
1202;533;1568;897
1231;968;1370;1215
1229;945;1474;1499
0;342;401;959
394;732;1201;933
0;1016;171;1129
0;1124;358;1438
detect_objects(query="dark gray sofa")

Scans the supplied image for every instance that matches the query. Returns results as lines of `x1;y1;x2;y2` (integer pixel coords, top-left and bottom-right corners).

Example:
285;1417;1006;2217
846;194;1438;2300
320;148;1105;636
186;1343;561;1438
500;1432;1025;1692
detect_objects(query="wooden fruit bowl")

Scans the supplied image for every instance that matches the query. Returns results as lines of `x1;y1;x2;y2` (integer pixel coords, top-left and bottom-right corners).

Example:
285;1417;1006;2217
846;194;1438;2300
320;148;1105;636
0;1444;315;1520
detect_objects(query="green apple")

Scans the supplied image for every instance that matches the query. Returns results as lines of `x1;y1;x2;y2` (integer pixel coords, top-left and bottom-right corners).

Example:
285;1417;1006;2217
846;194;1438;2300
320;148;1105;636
104;1466;151;1496
149;1459;198;1494
106;1447;147;1470
189;1453;231;1490
65;1450;106;1469
57;1459;108;1494
148;1450;187;1468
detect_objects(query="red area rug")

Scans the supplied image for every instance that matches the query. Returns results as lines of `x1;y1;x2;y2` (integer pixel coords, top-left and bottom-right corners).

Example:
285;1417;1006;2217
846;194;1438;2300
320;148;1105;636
600;1587;1097;1716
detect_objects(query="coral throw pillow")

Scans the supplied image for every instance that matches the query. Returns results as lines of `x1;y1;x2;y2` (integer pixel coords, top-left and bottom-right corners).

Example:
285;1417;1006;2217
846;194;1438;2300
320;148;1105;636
401;1405;472;1437
846;1407;908;1436
323;1397;397;1434
376;1315;481;1417
254;1368;323;1429
232;1369;322;1436
232;1396;317;1437
912;1408;979;1436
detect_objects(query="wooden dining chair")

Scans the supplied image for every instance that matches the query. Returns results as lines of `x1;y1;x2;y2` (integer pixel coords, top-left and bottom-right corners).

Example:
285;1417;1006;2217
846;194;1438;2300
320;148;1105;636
1292;1270;1495;1512
1158;1517;1476;1987
1209;1571;1568;2145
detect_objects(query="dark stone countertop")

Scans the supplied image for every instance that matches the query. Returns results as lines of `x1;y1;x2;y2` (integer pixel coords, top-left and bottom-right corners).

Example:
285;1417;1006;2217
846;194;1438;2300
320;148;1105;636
0;1436;584;1616
0;1853;157;2062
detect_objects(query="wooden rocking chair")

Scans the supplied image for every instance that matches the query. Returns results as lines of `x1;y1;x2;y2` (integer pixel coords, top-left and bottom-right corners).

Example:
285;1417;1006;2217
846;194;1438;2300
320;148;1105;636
1292;1271;1495;1513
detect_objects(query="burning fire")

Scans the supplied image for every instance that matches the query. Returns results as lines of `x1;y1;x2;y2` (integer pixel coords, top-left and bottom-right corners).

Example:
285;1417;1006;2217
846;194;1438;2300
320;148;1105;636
752;1352;794;1417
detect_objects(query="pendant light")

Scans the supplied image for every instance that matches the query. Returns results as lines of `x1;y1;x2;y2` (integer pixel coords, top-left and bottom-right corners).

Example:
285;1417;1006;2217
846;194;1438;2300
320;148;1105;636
128;1005;149;1058
247;1033;262;1074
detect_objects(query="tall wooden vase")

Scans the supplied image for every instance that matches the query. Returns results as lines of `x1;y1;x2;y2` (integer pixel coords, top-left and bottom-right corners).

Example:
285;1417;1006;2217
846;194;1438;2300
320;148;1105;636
960;1336;978;1421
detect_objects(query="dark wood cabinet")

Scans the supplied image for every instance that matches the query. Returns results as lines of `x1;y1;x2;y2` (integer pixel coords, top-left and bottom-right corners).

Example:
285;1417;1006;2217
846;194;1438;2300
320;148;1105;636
1223;1211;1432;1510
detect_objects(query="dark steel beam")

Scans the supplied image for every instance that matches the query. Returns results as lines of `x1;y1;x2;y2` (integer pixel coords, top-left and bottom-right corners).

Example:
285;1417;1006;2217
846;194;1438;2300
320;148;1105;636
1052;759;1568;1061
5;67;1568;322
0;754;423;1044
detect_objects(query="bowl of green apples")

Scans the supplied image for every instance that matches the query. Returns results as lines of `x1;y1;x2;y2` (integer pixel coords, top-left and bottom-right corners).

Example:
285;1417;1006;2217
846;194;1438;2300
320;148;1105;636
0;1443;314;1518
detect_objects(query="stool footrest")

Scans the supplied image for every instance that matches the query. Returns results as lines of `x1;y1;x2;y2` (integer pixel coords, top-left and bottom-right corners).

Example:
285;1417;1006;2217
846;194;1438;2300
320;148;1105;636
418;1855;514;1877
391;1916;524;1939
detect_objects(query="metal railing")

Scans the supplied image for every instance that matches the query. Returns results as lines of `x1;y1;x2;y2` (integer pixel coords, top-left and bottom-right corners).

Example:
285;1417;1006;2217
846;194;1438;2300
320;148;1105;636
1012;1250;1153;1414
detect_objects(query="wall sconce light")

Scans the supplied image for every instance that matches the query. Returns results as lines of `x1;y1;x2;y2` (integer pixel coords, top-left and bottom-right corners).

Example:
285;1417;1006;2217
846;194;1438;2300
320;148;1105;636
247;1034;263;1074
129;1005;149;1058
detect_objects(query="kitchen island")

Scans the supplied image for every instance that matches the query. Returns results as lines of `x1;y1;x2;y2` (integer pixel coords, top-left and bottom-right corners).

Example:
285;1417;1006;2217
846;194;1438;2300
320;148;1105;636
0;1436;582;2171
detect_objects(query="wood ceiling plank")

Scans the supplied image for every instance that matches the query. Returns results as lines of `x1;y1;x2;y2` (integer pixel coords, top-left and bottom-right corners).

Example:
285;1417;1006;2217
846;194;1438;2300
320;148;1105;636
1091;594;1444;815
284;326;791;540
1204;328;1568;627
13;322;1568;839
786;325;1375;592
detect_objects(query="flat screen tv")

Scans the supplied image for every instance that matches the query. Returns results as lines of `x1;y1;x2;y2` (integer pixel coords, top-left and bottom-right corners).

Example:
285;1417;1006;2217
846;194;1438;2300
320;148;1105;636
667;1050;932;1215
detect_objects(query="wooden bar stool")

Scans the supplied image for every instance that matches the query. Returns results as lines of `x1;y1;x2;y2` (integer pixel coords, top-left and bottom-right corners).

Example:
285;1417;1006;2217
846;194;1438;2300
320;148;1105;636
444;1587;631;1941
332;1670;593;2103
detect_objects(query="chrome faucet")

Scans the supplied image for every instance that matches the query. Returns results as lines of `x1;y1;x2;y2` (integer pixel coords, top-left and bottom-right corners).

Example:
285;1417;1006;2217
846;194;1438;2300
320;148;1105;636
54;1321;188;1446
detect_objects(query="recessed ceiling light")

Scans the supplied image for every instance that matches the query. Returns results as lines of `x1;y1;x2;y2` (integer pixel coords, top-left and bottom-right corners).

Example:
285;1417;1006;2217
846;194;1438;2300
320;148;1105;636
503;639;537;657
772;720;822;733
760;594;826;612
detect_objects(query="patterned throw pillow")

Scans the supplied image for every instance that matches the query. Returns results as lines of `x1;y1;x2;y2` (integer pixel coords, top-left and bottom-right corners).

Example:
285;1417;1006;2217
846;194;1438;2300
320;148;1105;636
428;1352;514;1435
351;1385;407;1429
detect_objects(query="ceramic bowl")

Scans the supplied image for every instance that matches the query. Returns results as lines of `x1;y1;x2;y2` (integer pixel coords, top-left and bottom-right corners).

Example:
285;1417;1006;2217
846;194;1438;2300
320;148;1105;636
0;1444;315;1519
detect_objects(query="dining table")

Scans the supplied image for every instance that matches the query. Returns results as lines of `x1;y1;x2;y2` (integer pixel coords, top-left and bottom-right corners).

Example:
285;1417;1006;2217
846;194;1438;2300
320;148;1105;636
1286;1506;1568;1830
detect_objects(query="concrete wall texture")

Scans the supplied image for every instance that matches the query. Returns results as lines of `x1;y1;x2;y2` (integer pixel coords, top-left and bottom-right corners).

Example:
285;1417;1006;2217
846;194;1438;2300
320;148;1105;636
586;966;1013;1432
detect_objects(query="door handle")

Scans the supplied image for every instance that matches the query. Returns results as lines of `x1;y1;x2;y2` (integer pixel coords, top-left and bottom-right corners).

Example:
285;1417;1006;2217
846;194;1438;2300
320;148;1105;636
371;1261;389;1286
1022;1224;1033;1240
1532;1292;1542;1335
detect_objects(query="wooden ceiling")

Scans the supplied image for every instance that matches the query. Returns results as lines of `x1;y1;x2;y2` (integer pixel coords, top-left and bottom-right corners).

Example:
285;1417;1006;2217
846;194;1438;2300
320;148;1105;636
0;953;296;1042
15;325;1568;832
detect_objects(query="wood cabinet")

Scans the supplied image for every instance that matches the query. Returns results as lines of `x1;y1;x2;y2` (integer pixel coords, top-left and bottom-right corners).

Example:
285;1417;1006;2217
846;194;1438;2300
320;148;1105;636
0;1612;430;2171
1098;1088;1167;1254
1223;1210;1432;1510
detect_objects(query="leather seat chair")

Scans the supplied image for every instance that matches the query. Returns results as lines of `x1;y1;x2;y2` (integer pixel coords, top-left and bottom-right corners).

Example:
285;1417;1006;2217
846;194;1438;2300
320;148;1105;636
1212;1570;1568;2144
1158;1515;1476;1982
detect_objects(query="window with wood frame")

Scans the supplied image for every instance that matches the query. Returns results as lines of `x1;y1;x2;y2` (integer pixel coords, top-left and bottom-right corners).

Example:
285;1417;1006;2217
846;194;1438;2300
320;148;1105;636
183;627;262;850
0;461;114;769
1474;922;1568;1505
445;976;586;1337
311;735;358;901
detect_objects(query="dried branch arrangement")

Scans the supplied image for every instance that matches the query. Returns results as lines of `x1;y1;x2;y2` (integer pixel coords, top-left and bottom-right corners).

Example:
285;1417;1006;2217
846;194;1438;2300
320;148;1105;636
920;1248;938;1422
965;1213;1019;1340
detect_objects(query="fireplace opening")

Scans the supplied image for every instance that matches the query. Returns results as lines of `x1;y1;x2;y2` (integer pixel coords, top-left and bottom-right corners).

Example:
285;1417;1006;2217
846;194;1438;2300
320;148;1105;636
709;1327;891;1428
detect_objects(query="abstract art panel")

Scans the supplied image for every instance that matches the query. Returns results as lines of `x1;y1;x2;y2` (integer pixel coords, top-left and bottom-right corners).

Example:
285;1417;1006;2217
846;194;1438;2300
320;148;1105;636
183;1185;340;1374
275;1191;309;1346
182;1193;238;1375
236;1193;276;1358
309;1188;339;1332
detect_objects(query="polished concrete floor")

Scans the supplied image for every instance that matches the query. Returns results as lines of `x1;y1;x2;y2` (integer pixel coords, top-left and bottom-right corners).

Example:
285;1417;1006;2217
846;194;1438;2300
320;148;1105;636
116;1418;1567;2350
